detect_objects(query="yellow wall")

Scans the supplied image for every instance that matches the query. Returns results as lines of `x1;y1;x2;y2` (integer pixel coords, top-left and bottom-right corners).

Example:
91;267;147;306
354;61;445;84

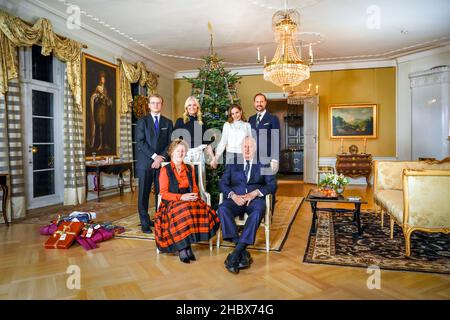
174;67;396;157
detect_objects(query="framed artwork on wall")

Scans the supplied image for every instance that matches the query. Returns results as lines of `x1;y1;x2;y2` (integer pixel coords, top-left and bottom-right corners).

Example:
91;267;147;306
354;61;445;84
329;103;378;139
82;53;119;158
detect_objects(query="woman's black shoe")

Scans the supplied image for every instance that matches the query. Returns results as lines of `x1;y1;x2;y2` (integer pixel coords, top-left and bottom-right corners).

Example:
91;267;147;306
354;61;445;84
179;250;190;264
179;255;190;264
188;247;196;261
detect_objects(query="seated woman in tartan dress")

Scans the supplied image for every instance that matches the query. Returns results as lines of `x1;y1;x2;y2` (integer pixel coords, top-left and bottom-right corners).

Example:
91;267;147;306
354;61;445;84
155;139;220;263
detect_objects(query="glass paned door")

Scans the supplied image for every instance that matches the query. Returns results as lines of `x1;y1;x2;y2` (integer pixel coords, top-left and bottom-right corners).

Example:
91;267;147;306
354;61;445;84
30;89;55;198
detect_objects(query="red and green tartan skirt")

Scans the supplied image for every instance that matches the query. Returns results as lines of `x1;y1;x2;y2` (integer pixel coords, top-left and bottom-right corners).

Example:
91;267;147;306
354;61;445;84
154;199;220;253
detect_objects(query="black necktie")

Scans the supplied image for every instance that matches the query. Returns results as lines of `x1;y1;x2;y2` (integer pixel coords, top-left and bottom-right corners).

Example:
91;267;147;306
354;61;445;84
154;116;159;132
256;114;262;127
244;160;250;180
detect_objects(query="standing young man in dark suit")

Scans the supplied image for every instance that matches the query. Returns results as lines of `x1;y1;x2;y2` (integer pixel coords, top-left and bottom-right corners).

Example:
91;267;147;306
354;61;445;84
135;94;173;234
218;137;277;274
248;93;280;210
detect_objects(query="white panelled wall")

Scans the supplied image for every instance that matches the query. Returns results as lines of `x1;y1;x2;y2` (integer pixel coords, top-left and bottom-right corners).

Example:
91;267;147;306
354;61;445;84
396;46;450;160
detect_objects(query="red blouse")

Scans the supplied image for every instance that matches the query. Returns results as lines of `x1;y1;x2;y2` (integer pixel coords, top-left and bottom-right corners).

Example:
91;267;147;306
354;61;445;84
159;162;199;201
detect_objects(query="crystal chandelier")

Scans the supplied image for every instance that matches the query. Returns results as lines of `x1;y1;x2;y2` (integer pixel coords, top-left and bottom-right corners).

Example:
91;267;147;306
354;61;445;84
263;7;313;91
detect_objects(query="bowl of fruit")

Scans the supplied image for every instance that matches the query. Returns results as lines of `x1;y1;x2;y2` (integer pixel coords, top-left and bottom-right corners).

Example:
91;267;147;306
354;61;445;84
310;188;338;199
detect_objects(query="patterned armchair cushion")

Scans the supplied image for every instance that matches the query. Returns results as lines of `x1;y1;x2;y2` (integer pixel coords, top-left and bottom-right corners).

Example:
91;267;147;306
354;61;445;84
376;189;404;222
420;162;450;171
376;161;450;191
377;162;416;190
405;171;450;229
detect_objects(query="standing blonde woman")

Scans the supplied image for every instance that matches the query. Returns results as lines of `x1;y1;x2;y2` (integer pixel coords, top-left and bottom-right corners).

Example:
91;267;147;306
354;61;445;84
211;104;252;168
174;96;206;149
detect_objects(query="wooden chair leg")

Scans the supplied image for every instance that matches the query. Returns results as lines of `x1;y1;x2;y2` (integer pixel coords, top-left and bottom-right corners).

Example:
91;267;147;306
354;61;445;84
216;228;221;248
380;206;384;228
265;226;270;253
209;238;213;251
404;229;413;257
390;217;394;240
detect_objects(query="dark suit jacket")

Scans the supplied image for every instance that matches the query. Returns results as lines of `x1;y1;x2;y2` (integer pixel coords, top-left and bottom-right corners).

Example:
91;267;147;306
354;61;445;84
248;111;281;163
135;114;173;170
174;116;206;148
219;162;277;197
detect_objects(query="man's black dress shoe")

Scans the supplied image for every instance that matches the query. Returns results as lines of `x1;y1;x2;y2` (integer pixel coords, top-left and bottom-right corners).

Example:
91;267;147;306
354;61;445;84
238;250;253;269
224;254;240;274
141;228;153;234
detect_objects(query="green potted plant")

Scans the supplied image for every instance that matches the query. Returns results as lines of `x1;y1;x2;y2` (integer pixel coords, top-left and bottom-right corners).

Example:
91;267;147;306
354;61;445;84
318;173;350;194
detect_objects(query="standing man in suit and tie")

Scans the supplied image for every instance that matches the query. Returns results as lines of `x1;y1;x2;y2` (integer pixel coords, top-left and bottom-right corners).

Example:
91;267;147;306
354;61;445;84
135;94;173;234
249;93;280;211
218;137;277;274
248;93;281;171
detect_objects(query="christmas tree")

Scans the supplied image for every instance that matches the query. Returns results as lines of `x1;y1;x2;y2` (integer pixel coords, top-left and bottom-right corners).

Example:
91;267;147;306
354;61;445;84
184;32;241;208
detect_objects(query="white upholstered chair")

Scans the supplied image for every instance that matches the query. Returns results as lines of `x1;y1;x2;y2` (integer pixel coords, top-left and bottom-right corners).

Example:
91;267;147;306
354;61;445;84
156;161;213;254
216;193;273;252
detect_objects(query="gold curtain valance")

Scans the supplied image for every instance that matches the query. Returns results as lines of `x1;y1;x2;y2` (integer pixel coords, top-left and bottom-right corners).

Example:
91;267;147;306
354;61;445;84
119;59;158;114
0;10;84;110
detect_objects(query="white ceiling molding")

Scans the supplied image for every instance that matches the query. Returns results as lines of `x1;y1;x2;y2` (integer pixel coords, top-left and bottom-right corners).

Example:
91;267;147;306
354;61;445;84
174;59;397;79
395;44;450;64
17;0;177;78
6;0;449;79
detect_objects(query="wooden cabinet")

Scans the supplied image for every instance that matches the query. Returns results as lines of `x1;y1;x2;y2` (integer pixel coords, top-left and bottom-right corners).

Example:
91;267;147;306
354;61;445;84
285;116;303;149
336;153;372;185
280;149;303;173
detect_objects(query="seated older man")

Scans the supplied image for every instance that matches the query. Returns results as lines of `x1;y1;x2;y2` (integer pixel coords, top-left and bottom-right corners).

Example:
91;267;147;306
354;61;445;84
217;136;277;274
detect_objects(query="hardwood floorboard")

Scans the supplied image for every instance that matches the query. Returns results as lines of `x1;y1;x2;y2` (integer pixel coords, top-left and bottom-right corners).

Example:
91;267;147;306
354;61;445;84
0;181;449;299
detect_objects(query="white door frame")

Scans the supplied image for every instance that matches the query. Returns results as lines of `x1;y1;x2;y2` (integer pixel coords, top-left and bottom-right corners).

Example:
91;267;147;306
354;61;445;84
303;96;319;184
20;47;64;209
264;92;319;182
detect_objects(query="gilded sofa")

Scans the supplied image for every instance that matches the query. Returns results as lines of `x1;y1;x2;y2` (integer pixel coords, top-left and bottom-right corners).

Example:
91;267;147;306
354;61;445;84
373;159;450;256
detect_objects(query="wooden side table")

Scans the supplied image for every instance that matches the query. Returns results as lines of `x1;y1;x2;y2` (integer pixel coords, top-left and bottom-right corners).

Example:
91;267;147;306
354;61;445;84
336;153;373;185
85;162;134;202
0;173;9;227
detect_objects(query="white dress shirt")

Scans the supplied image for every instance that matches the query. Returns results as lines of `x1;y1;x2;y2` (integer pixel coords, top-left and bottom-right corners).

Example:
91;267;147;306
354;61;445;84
215;120;252;158
256;110;266;124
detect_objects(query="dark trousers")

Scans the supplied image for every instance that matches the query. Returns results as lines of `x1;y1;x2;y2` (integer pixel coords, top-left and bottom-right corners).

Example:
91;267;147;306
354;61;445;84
218;197;265;245
137;168;159;230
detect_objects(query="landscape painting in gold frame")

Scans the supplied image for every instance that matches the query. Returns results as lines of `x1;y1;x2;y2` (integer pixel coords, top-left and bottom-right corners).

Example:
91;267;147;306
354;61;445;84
329;104;378;139
82;53;120;159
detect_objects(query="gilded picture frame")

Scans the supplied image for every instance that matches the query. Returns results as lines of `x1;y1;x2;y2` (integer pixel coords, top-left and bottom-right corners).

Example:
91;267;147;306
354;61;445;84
82;53;120;159
329;103;378;139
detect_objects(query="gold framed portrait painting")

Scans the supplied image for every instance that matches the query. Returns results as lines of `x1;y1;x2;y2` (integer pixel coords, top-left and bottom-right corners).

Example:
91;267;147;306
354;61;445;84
82;53;119;158
329;104;378;139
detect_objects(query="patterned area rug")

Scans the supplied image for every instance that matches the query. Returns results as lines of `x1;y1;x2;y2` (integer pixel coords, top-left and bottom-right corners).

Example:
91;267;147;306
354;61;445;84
16;201;134;225
114;196;303;252
303;211;450;274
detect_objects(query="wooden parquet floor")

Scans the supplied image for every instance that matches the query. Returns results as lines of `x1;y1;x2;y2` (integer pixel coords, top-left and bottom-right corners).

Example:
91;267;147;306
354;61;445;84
0;182;449;300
